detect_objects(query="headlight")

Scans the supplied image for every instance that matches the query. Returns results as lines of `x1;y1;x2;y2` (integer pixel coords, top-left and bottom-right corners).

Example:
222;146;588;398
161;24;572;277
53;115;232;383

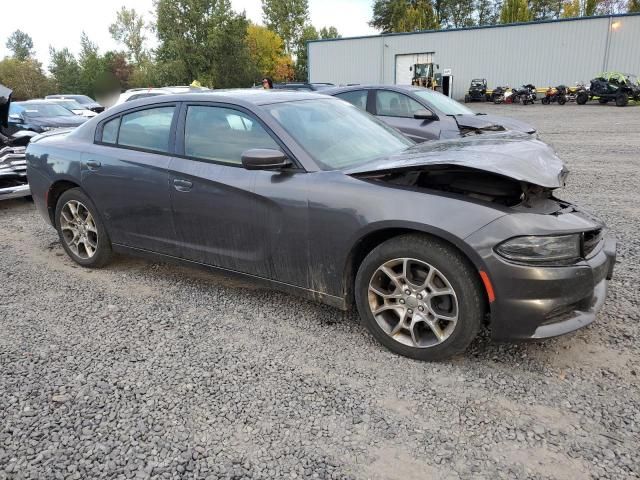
495;234;581;264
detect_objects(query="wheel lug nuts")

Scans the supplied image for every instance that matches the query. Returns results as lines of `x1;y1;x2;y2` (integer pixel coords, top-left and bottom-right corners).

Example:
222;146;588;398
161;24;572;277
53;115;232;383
399;299;405;304
408;309;413;314
417;294;422;300
404;289;411;295
418;306;424;312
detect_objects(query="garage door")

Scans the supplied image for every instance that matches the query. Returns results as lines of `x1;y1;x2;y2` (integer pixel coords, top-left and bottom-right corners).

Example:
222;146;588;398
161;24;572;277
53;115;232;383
395;53;434;85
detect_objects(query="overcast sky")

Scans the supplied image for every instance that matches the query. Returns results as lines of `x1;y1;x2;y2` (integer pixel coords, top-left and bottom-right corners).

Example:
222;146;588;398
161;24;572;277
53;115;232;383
0;0;377;68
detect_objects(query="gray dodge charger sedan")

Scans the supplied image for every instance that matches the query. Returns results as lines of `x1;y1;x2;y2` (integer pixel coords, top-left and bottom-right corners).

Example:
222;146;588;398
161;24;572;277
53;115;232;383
26;90;616;361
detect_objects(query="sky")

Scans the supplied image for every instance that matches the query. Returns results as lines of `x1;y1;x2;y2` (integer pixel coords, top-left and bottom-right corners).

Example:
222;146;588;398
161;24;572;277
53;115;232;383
0;0;378;68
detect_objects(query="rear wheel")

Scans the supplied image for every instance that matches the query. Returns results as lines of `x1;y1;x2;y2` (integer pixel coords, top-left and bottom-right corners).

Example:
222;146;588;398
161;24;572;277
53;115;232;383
354;234;484;361
615;93;628;107
55;188;112;268
576;92;589;105
541;97;550;105
558;96;566;105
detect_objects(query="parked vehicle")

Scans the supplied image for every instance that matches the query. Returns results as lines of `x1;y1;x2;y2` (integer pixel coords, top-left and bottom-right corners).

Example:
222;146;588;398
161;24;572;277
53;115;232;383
0;85;34;200
44;98;98;117
511;85;536;105
566;82;587;103
324;85;535;142
27;91;615;361
523;84;537;102
542;85;568;105
8;101;88;133
45;94;104;113
272;82;335;91
464;79;488;103
492;86;509;104
577;72;640;107
111;86;209;107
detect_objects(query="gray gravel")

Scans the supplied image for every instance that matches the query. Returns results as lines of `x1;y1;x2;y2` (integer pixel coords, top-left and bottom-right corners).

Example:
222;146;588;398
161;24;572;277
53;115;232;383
1;103;639;480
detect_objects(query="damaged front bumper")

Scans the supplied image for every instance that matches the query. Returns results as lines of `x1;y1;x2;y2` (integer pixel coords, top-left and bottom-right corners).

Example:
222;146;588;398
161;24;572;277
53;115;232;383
466;206;617;341
0;145;30;199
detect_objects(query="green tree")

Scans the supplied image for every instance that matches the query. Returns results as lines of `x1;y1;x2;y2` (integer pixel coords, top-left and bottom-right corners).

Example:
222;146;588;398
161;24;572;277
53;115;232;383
370;0;438;33
209;13;255;88
49;47;82;93
0;58;52;100
476;0;501;25
319;26;340;39
446;0;476;26
561;0;600;16
529;0;562;18
294;25;318;81
109;7;148;64
500;0;531;22
246;24;289;81
629;0;640;11
262;0;309;54
6;30;34;61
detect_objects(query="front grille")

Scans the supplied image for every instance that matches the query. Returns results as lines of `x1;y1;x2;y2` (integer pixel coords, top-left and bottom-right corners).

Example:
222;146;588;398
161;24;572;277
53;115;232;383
582;229;603;258
0;146;27;178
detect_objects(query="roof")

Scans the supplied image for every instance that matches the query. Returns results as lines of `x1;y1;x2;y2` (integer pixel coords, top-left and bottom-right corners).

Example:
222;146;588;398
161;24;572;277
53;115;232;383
307;12;640;45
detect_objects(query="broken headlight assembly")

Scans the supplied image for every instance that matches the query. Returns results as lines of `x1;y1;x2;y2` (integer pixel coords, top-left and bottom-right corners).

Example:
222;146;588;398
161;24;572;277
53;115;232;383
495;234;581;265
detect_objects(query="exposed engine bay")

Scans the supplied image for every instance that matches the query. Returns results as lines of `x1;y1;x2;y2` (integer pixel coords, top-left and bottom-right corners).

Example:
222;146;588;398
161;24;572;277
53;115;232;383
355;165;569;214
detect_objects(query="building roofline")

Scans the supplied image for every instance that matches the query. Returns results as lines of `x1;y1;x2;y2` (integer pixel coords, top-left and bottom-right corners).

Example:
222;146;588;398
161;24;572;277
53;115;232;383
307;12;640;45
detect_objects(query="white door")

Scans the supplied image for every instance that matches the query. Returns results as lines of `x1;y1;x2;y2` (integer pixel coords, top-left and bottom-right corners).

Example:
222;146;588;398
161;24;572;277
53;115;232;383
395;53;433;84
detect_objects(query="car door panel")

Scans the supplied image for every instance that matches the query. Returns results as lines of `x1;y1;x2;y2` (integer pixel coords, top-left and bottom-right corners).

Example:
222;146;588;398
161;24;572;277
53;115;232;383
373;89;441;142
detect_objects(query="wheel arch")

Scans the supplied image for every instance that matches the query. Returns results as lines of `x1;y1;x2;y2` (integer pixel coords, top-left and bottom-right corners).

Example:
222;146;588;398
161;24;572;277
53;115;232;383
342;224;492;312
46;179;83;225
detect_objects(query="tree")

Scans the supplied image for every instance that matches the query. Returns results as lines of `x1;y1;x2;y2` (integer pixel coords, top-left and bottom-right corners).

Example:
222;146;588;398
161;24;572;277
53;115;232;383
6;30;34;61
294;25;318;81
561;0;600;16
49;47;82;93
370;0;438;33
319;26;340;39
630;0;640;11
0;58;52;100
209;13;255;88
500;0;531;22
476;0;501;25
246;24;291;81
109;7;148;64
445;0;476;27
262;0;309;54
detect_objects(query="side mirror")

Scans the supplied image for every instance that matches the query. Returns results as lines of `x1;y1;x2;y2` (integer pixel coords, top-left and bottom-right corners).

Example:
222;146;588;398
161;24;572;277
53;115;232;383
241;149;292;171
414;109;437;121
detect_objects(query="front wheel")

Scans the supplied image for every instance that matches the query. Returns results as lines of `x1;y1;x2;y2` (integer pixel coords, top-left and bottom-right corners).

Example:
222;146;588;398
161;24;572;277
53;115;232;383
558;96;566;105
542;97;550;105
615;93;628;107
576;92;589;105
55;188;113;268
354;234;484;361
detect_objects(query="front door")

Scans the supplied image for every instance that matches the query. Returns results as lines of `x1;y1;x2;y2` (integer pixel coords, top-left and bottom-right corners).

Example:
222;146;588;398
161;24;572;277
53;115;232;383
169;103;310;285
373;89;441;142
82;104;178;255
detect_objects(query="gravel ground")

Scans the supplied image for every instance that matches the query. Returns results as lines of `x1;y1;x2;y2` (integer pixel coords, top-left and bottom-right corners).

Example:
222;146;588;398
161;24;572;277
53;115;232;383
1;103;639;480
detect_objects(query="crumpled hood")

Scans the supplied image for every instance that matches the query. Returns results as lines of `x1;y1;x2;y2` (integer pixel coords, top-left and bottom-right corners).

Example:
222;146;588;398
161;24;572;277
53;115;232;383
346;131;568;189
454;114;536;134
28;115;88;128
0;84;11;129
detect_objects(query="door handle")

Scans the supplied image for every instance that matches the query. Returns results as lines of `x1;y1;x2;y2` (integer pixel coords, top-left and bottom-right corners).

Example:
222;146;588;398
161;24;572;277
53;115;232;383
86;160;101;169
173;178;193;192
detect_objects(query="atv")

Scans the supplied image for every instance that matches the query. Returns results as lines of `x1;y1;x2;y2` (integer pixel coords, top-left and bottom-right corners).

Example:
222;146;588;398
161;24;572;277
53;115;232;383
576;72;640;107
464;78;487;103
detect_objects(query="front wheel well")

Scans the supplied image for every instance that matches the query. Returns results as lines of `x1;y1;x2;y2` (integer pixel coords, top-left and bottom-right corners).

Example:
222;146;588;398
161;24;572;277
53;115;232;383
47;180;82;224
344;228;490;313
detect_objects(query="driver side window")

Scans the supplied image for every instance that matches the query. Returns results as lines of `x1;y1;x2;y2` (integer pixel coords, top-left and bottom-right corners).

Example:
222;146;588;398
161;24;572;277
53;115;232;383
376;91;423;118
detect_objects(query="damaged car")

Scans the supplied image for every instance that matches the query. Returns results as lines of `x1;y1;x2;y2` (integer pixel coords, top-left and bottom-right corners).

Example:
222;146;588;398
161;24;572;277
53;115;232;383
1;85;35;200
26;92;615;361
324;85;536;142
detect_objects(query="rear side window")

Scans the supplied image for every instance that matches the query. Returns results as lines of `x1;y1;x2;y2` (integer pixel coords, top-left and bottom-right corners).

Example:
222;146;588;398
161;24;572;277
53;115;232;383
101;117;120;144
118;106;175;153
336;90;368;111
376;91;423;118
184;106;278;165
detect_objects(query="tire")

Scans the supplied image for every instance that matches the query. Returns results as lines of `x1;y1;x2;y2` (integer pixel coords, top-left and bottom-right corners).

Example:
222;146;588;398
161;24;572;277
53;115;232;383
576;92;589;105
615;93;628;107
354;234;484;361
54;188;112;268
464;95;470;103
541;97;550;105
558;96;566;105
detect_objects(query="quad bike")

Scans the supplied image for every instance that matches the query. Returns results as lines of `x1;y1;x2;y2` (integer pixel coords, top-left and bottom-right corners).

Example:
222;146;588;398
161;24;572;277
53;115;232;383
577;72;640;107
566;82;587;103
492;85;509;104
542;85;568;105
1;84;35;200
464;78;487;103
511;85;535;105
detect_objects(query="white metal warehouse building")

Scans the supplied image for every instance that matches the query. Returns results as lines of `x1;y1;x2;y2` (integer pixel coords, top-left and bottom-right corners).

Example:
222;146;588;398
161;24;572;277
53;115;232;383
308;13;640;100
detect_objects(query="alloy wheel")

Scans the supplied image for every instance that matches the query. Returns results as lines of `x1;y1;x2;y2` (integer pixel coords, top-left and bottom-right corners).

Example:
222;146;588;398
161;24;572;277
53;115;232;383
59;200;98;259
368;258;459;348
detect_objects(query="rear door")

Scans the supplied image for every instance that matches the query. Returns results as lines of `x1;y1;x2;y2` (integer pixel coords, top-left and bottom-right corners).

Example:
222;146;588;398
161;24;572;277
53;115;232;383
169;102;311;286
82;103;178;255
333;89;370;112
373;90;441;142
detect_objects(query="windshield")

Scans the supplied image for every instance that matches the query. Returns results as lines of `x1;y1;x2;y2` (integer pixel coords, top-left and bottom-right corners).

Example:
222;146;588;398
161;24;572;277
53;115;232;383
53;99;84;110
16;103;76;117
413;89;475;116
266;98;413;170
72;95;95;105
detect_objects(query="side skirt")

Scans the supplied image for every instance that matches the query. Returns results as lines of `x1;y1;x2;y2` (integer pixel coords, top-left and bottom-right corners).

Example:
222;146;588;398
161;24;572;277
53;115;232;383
112;243;348;310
